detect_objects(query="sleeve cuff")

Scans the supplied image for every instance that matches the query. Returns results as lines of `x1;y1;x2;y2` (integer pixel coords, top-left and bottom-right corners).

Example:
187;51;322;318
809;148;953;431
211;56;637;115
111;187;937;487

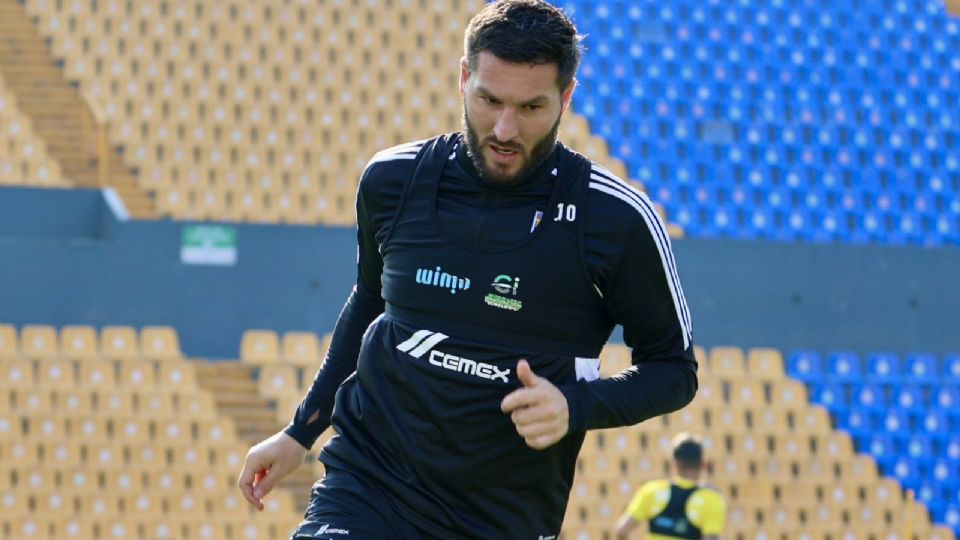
559;382;591;433
283;423;321;450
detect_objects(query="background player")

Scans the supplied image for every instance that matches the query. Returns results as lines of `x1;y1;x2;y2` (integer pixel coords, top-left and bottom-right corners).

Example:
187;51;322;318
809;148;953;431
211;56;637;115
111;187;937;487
615;432;726;540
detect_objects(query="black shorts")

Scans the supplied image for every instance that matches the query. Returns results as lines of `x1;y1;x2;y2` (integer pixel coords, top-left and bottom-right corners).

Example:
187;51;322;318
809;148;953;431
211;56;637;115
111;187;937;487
290;467;425;540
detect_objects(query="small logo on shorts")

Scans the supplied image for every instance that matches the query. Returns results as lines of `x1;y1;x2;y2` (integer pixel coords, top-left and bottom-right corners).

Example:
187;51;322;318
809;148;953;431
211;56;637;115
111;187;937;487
317;523;350;535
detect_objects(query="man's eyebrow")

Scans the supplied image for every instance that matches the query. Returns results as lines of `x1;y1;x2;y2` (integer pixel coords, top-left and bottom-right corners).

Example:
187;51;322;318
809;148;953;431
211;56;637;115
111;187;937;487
476;86;550;106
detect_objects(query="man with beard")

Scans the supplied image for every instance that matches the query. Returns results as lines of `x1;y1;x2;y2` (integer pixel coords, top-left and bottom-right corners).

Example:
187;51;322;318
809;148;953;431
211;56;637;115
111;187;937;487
238;1;698;538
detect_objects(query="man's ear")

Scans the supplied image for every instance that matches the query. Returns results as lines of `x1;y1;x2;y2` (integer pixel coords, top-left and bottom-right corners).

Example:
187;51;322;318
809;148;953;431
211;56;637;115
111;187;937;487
459;57;470;98
560;78;577;113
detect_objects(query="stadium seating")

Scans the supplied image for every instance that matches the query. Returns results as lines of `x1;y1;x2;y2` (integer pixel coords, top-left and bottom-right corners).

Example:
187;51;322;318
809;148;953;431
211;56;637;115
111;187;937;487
0;324;304;540
13;0;647;227
790;349;960;537
0;73;66;188
558;0;960;246
566;344;956;540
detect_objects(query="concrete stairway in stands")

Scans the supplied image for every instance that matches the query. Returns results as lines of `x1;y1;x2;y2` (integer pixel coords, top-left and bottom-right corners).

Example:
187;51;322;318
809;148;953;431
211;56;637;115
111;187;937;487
196;361;319;514
0;0;156;218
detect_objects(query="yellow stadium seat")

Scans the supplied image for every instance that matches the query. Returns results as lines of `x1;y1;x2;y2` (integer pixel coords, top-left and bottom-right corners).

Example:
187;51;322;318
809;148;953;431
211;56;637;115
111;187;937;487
241;330;281;363
0;491;28;515
102;469;142;495
95;389;133;415
85;442;124;469
118;360;156;387
710;346;746;377
176;392;216;419
736;479;777;506
61;467;97;493
694;374;722;404
79;358;117;387
11;517;46;539
747;348;785;380
129;444;164;472
60;325;99;358
281;331;320;366
258;364;299;396
27;415;68;441
794;405;831;434
752;408;789;435
56;518;95;540
665;403;707;432
152;470;189;495
712;404;749;434
796;457;833;483
140;326;183;360
779;479;821;507
768;379;809;411
101;326;140;360
139;391;174;418
34;489;71;514
15;388;51;413
817;432;854;459
930;526;957;540
20;324;59;358
114;417;151;445
56;389;93;417
776;434;813;460
0;356;34;386
143;519;182;540
728;431;768;459
713;454;752;481
184;521;227;540
0;439;40;471
0;325;18;357
74;416;110;440
36;357;75;388
728;379;765;407
755;457;792;482
42;440;82;468
157;361;197;387
840;454;879;484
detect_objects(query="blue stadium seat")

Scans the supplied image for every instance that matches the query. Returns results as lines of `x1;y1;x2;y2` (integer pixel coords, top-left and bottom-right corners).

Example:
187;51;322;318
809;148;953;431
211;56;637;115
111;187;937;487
945;354;960;383
905;352;940;384
892;385;926;411
933;387;960;409
787;350;823;382
836;408;878;436
866;351;902;382
852;383;886;411
826;350;862;382
857;433;897;462
810;382;846;411
879;409;911;434
915;410;952;435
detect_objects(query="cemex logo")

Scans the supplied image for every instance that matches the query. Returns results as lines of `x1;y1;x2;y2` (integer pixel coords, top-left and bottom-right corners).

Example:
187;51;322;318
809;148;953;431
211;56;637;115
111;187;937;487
396;330;510;383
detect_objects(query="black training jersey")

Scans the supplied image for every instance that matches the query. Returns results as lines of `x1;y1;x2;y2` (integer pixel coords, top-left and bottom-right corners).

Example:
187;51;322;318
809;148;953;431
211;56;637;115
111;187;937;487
287;133;698;539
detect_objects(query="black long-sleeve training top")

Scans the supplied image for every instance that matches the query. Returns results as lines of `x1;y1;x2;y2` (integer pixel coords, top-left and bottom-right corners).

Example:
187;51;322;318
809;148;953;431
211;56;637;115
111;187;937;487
285;133;698;539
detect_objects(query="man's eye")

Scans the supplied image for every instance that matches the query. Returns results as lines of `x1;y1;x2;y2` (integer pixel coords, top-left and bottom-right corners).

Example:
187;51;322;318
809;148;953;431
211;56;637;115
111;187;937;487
525;104;542;111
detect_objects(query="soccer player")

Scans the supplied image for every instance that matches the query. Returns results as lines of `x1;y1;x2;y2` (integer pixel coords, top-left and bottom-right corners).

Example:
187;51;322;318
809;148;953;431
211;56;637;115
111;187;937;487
615;433;726;540
238;1;698;538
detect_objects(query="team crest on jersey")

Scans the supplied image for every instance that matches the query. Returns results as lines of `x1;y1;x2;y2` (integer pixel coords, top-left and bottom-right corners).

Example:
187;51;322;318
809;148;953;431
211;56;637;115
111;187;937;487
484;274;523;311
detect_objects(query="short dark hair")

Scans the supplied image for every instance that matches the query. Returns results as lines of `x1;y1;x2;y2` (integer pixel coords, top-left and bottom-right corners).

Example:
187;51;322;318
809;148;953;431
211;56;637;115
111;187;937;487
464;0;583;90
672;432;704;467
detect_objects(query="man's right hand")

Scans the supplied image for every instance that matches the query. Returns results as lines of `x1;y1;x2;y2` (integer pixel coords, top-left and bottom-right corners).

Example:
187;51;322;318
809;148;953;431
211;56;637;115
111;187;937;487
237;431;308;511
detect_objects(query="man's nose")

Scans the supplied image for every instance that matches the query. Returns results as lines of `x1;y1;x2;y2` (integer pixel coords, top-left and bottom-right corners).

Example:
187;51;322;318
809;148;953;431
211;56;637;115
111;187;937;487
493;108;519;143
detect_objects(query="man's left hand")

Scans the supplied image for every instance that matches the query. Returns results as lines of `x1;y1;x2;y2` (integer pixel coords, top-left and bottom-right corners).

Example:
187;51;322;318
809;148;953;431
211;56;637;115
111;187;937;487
500;359;569;449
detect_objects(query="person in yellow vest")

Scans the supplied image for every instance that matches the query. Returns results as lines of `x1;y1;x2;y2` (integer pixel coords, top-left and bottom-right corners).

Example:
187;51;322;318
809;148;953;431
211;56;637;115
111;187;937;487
615;432;726;539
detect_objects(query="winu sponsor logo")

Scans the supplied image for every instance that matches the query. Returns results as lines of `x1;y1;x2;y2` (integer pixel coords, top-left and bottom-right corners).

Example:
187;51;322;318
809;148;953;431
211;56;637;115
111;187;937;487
415;266;471;294
396;330;510;383
316;524;350;535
